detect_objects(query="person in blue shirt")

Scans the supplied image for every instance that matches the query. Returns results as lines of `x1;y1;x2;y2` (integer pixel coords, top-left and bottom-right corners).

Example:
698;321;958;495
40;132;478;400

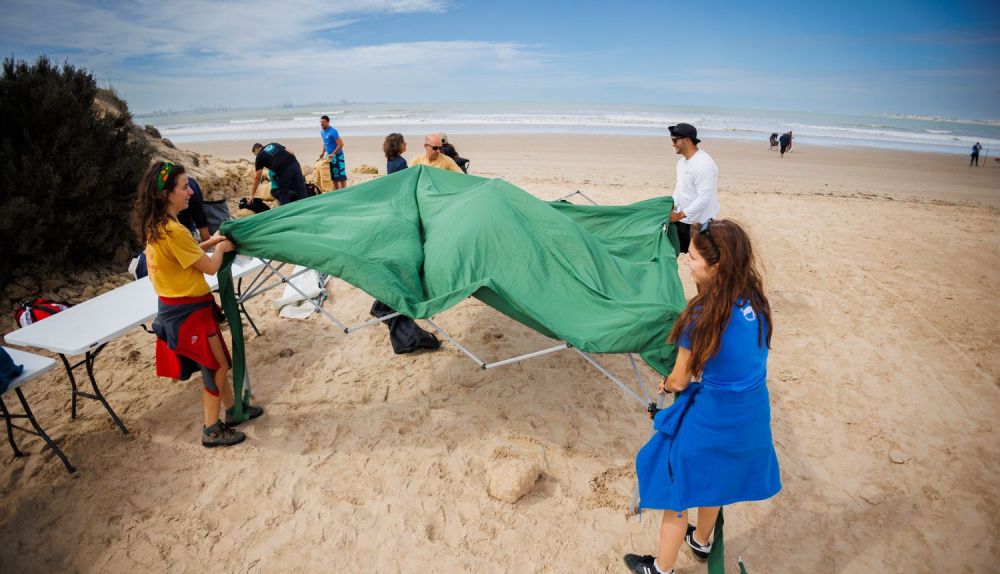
319;115;347;190
383;133;408;175
624;219;781;574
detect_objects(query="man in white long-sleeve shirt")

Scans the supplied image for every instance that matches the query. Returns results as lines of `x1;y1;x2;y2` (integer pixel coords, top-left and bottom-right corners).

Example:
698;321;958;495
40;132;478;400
667;123;719;254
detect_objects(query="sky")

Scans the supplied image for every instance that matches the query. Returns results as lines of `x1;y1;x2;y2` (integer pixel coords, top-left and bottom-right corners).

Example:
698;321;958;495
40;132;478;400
2;0;998;118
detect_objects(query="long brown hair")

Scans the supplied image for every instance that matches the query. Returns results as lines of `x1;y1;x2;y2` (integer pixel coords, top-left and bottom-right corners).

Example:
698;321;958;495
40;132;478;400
668;219;772;377
135;160;186;244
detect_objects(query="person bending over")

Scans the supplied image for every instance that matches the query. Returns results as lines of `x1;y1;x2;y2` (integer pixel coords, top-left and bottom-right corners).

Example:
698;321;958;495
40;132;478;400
251;142;308;205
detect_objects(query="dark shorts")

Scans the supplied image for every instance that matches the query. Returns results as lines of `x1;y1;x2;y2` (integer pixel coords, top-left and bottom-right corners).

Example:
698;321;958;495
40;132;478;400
676;221;692;254
329;153;347;182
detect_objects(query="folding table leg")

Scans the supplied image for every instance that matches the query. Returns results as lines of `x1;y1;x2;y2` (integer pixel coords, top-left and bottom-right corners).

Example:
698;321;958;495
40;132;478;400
83;350;129;435
14;388;76;473
58;347;129;435
58;353;81;420
0;396;24;457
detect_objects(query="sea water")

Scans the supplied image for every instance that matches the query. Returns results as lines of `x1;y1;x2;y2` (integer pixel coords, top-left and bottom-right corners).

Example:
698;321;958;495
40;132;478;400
141;101;1000;155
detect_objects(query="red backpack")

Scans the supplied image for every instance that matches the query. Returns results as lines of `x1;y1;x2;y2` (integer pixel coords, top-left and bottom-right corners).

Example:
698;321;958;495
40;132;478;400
14;298;72;328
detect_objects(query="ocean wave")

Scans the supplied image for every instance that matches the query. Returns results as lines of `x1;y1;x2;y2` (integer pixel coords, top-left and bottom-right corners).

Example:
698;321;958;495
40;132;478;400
156;108;1000;152
885;113;1000;127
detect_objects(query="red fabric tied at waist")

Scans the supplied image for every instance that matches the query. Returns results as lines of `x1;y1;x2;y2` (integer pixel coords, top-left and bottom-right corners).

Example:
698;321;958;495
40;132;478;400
155;294;230;380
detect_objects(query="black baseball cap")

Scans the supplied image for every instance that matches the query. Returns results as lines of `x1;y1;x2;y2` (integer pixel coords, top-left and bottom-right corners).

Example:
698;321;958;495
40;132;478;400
668;123;701;145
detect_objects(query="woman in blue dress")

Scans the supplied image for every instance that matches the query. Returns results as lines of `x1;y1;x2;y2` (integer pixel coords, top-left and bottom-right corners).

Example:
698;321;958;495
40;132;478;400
624;219;781;574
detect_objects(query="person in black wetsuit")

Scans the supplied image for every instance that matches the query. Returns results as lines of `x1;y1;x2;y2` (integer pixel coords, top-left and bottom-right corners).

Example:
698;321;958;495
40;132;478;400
778;132;791;158
250;142;308;205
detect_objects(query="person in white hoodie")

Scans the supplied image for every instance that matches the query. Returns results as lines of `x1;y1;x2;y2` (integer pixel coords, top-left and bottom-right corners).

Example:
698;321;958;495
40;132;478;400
667;123;719;254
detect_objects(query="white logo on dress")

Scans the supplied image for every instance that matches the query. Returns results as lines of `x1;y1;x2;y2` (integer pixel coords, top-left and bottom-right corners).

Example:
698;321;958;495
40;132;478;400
741;305;756;322
191;335;199;344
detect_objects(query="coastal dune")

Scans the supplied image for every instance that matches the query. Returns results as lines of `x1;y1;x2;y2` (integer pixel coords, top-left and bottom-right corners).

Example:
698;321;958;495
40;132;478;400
1;135;997;573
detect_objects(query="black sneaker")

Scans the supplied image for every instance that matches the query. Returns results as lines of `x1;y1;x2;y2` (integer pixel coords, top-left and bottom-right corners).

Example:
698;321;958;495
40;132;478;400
623;554;669;574
224;404;264;427
685;524;711;560
202;420;246;447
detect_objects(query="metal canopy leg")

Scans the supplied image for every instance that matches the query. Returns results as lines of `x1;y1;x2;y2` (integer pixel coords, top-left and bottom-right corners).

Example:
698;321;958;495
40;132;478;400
58;344;129;435
258;262;347;331
420;318;572;371
345;311;401;334
422;319;486;368
554;190;600;206
572;349;647;407
482;343;571;370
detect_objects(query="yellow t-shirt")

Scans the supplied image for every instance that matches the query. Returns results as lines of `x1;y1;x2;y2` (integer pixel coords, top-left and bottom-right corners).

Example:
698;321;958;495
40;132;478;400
146;218;210;298
409;153;463;172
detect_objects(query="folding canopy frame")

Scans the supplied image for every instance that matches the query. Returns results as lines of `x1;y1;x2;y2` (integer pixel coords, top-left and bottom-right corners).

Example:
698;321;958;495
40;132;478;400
231;189;663;414
225;190;731;570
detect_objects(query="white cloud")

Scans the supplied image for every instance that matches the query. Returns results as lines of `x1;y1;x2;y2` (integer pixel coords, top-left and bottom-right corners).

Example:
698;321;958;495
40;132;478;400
2;0;558;109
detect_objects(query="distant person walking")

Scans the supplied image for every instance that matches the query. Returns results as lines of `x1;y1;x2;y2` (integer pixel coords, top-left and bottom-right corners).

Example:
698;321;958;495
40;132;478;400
410;133;464;172
769;132;778;151
668;123;719;254
787;130;793;152
971;142;982;167
250;142;308;205
319;115;347;189
778;132;791;157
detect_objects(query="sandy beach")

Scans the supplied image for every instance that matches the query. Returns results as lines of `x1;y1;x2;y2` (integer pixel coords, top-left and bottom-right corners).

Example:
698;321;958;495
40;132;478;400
1;134;998;573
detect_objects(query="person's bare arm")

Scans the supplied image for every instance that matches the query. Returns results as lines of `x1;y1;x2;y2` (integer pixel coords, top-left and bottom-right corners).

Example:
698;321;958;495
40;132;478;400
333;137;344;156
199;231;228;251
191;239;236;275
658;346;693;394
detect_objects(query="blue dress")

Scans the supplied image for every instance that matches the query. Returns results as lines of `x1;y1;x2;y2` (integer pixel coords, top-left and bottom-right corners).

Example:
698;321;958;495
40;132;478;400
636;301;781;511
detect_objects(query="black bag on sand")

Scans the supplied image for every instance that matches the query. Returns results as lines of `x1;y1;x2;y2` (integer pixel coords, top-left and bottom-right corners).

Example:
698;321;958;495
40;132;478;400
370;300;441;354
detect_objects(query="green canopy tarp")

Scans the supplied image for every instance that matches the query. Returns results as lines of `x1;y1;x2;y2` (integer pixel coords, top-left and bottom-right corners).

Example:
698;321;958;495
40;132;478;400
218;165;685;406
221;165;684;362
214;166;728;571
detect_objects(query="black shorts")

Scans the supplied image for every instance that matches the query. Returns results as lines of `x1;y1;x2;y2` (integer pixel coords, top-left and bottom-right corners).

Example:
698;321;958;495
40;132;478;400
676;221;691;254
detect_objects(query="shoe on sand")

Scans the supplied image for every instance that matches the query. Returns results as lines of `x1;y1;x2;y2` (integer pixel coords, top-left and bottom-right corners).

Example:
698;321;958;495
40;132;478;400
685;523;712;560
623;554;671;574
202;420;246;447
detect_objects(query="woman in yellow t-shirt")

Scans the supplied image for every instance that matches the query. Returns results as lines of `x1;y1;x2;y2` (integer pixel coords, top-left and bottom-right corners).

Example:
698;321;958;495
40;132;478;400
136;161;262;447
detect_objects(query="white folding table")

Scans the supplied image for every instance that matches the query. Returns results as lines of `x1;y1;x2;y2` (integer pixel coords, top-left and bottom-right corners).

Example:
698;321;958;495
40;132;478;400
1;347;75;473
3;257;266;435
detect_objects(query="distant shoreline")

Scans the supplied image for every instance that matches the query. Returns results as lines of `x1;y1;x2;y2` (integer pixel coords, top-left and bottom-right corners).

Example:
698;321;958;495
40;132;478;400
145;102;1000;156
181;133;1000;208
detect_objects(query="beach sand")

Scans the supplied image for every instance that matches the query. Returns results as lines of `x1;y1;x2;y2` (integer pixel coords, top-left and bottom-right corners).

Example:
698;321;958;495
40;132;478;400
1;135;998;573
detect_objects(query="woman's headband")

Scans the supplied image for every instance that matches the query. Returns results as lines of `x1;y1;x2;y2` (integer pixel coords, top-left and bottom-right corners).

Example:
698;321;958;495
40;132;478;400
156;162;175;192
